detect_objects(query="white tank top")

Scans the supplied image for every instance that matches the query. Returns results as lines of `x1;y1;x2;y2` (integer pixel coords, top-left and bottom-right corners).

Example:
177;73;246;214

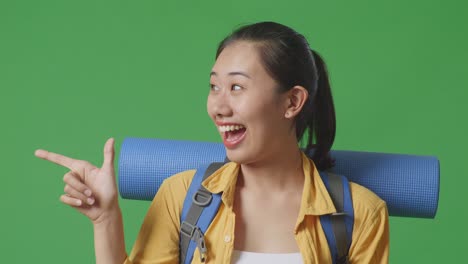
231;250;303;264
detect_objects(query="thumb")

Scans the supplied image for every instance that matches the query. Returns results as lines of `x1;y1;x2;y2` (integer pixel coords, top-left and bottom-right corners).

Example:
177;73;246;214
102;137;115;170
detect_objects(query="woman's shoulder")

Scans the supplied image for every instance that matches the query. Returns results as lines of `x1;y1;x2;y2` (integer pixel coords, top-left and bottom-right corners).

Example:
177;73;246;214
348;182;388;237
150;169;197;213
349;182;387;214
347;182;390;261
161;169;197;191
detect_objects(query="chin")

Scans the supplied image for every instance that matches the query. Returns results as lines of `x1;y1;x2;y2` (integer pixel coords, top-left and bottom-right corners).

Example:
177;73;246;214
225;148;258;165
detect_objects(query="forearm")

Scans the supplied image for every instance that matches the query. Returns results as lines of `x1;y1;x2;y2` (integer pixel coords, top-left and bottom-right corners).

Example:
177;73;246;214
93;207;128;264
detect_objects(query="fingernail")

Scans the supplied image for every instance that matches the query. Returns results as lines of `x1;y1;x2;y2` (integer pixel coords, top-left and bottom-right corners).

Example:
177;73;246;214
76;200;82;206
84;189;92;197
87;198;95;205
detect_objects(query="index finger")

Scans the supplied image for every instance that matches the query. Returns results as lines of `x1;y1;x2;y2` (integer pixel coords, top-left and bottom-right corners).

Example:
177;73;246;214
35;149;78;170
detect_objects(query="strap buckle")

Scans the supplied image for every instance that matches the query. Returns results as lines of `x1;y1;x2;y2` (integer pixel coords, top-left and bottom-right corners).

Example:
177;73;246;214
192;189;212;207
193;227;207;262
180;221;207;262
180;221;196;238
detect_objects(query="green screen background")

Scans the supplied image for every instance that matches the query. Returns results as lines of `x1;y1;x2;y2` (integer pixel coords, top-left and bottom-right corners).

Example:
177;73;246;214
1;0;467;262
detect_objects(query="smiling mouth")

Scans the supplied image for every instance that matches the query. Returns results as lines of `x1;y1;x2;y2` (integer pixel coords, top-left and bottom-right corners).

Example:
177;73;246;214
218;124;247;148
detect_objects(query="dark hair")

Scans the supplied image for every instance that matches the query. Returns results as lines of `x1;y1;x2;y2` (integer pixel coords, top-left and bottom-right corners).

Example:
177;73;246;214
216;21;336;170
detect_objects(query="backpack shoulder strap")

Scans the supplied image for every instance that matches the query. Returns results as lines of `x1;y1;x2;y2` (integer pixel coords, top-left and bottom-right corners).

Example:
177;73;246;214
179;162;224;264
319;171;355;264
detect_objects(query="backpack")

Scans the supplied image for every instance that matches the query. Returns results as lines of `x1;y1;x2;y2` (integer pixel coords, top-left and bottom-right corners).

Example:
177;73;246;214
179;162;354;264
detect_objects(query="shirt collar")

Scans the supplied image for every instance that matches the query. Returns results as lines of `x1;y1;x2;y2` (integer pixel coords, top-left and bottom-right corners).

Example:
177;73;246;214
298;152;336;216
201;152;336;215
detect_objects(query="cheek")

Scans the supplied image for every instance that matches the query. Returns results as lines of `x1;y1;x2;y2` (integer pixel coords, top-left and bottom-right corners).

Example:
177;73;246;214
240;99;282;130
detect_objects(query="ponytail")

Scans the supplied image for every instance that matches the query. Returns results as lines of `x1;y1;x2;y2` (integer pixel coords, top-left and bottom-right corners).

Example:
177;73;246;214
303;50;336;171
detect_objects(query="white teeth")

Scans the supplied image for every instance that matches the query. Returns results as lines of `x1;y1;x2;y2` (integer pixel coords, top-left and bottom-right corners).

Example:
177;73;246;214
218;125;245;132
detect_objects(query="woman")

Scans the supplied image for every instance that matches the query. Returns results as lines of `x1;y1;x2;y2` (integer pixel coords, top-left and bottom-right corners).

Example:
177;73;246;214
35;21;389;263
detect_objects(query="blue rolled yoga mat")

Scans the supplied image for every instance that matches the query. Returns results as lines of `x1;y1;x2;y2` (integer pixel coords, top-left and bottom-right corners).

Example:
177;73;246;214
118;137;440;218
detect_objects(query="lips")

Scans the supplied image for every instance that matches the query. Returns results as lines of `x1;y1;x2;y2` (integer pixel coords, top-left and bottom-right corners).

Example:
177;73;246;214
216;122;247;148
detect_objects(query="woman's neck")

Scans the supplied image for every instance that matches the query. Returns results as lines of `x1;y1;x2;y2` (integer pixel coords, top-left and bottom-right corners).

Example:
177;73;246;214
238;145;304;193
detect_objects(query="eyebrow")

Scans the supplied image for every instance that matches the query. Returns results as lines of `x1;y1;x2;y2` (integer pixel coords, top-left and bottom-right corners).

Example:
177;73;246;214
210;71;251;79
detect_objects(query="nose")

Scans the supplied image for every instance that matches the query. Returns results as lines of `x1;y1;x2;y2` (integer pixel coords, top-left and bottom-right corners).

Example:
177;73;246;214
207;89;233;119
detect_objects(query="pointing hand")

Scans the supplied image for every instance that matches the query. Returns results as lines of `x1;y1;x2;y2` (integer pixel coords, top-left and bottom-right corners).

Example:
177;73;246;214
35;138;119;223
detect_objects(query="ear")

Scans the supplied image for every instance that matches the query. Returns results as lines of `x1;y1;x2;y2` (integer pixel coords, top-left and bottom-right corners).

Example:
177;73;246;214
284;86;308;119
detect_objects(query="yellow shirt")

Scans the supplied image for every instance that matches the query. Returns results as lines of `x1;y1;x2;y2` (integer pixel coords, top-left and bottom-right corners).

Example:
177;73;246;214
124;153;389;263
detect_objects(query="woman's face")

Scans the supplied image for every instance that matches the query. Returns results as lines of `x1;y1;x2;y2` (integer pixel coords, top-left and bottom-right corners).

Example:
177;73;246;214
207;41;293;164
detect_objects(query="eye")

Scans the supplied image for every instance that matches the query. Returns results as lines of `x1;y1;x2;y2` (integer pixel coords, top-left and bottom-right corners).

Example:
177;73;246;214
210;84;220;91
232;84;242;91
